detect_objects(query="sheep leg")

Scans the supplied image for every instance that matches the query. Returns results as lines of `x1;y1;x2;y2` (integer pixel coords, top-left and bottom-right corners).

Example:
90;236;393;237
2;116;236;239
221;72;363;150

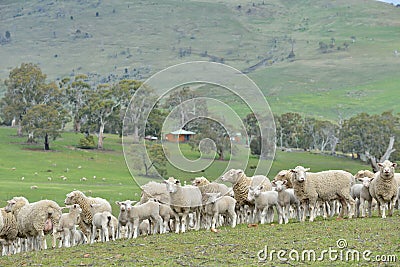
211;212;218;229
260;207;268;224
229;209;237;228
181;212;189;233
132;219;139;239
195;210;201;231
388;197;396;217
90;226;97;244
360;197;366;218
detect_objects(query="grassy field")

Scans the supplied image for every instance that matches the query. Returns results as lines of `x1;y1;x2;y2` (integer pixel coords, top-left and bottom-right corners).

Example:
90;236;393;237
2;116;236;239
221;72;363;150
1;0;399;119
0;215;399;266
0;127;395;266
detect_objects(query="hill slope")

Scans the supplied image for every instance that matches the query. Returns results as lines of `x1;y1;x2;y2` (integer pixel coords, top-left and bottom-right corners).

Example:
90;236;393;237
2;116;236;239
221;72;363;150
0;0;399;118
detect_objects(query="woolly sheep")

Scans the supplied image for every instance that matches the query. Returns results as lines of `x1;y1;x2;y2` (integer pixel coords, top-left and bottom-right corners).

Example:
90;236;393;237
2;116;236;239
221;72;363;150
204;193;237;230
272;180;300;223
151;199;175;234
192;176;231;204
247;186;281;224
350;184;363;218
0;208;18;256
64;190;112;240
57;204;82;248
5;197;62;251
90;210;114;243
369;160;398;218
273;170;294;188
123;200;162;238
163;178;203;233
140;181;170;204
289;166;355;222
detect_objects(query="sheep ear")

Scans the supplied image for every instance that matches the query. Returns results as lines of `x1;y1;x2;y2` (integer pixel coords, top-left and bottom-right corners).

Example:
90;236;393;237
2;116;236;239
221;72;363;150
237;170;243;175
377;163;384;168
175;180;180;184
289;169;296;173
271;180;276;186
283;180;287;185
305;168;310;172
115;201;121;206
392;163;397;168
357;178;363;182
258;185;264;190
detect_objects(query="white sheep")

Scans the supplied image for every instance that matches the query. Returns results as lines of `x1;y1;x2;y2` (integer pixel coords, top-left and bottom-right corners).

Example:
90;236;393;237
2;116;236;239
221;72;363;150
115;200;131;239
163;178;202;233
123;200;162;238
356;177;375;217
192;176;230;203
221;169;271;223
5;197;62;251
247;186;281;224
0;208;18;256
90;210;114;243
140;181;171;204
272;180;300;223
153;200;175;234
369;160;398;218
289;166;355;222
57;204;82;248
64;190;112;240
350;184;363;218
204;193;237;230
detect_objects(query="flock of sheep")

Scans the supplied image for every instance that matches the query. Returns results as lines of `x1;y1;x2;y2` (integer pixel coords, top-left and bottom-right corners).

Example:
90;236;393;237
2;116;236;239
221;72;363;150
0;159;398;256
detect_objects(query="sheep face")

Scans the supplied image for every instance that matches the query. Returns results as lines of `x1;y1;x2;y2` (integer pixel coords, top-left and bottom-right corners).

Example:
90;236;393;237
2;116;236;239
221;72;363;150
247;186;262;201
290;166;310;183
64;192;76;205
192;176;209;187
221;169;244;184
205;192;221;203
272;180;287;192
164;179;181;193
70;204;82;214
378;160;397;180
4;199;16;212
358;177;373;188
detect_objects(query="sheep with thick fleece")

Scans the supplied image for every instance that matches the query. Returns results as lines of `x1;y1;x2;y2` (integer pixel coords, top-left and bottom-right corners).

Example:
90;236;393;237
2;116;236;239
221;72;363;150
57;204;82;248
64;190;111;240
5;197;62;251
273;170;294;188
140;181;170;204
290;166;355;222
369;160;398;218
272;180;300;223
192;176;230;204
247;186;281;224
164;178;202;233
0;208;18;256
203;193;237;230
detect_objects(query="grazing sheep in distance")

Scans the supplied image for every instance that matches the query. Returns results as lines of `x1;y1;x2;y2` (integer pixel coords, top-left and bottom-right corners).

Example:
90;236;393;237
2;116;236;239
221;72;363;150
164;178;202;233
369;160;398;218
204;192;237;230
64;190;112;241
290;166;355;222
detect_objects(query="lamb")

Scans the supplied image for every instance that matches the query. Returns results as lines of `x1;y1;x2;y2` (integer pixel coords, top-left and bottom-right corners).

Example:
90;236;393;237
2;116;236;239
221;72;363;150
289;166;355;222
163;178;203;233
5;196;62;251
356;177;375;217
369;160;398;218
0;208;18;256
272;180;301;223
64;190;112;240
203;193;237;230
140;181;170;204
115;200;131;239
57;204;82;248
153;200;175;234
350;184;363;218
123;200;162;238
247;186;281;224
90;210;114;243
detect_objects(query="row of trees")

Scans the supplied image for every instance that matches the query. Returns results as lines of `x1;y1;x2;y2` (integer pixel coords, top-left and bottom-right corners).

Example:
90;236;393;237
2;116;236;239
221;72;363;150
0;63;141;149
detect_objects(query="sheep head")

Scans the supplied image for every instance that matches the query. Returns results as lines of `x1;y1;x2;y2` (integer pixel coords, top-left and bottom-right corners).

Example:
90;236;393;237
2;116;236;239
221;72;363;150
377;160;397;180
290;166;310;183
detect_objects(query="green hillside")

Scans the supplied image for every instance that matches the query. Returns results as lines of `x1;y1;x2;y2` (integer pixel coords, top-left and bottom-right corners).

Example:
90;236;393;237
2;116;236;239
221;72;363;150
0;0;399;119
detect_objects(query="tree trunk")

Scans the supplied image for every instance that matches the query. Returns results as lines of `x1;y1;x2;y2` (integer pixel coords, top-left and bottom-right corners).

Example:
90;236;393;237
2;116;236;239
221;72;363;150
44;133;50;150
17;122;23;136
132;126;140;143
74;118;81;133
366;136;396;173
98;123;105;149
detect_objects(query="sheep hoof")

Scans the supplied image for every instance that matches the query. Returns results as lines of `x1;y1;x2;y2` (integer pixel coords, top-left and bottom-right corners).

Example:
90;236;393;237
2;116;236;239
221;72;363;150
247;224;258;228
336;217;343;221
211;228;219;233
